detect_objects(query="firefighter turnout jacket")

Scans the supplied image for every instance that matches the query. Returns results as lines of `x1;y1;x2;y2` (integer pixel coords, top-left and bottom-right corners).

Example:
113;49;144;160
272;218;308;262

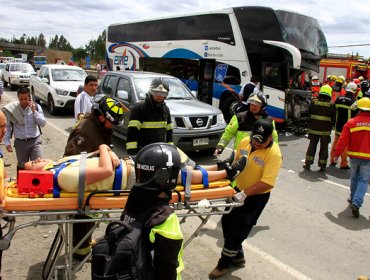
308;97;335;136
334;93;356;135
334;111;370;160
126;94;173;155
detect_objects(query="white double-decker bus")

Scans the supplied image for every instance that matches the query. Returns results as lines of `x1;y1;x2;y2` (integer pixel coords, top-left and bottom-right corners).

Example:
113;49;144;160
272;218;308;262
106;6;327;124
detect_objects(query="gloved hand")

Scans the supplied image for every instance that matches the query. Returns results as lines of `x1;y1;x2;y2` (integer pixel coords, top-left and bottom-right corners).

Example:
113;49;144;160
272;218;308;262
233;191;247;203
214;145;224;155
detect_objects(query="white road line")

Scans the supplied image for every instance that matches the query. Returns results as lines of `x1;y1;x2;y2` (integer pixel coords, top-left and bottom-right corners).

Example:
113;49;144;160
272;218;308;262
206;219;312;280
244;243;313;280
317;178;370;198
46;121;69;137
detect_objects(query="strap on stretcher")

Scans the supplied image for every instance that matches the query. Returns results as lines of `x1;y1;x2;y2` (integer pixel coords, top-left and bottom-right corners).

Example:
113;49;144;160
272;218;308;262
77;152;87;213
181;165;209;205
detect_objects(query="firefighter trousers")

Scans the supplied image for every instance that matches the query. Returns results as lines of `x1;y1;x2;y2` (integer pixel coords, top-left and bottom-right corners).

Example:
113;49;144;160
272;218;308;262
330;134;349;168
305;134;331;167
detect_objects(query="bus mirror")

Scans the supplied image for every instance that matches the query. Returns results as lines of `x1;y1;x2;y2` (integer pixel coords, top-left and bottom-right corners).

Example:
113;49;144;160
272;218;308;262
117;90;129;100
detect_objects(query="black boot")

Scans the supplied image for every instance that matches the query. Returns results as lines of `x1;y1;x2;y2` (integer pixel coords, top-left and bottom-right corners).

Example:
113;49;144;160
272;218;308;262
217;150;235;170
226;156;247;181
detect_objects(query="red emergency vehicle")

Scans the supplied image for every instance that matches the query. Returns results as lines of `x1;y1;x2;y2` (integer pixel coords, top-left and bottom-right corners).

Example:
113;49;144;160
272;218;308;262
319;54;370;81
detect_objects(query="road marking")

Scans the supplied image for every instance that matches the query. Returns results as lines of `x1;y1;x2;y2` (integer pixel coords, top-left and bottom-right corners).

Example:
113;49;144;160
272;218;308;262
317;178;370;198
244;243;313;280
46;122;69;137
206;219;312;279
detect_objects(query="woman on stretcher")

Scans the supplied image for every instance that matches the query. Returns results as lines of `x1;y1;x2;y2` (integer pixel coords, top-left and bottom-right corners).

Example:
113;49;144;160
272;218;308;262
17;143;246;192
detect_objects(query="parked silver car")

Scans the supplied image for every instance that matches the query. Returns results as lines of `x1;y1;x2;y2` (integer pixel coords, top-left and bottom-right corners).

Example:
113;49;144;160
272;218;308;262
98;71;226;153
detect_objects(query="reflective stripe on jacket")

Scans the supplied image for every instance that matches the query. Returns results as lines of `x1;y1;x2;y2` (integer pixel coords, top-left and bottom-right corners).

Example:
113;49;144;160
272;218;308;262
308;97;335;136
334;111;370;160
126;94;173;155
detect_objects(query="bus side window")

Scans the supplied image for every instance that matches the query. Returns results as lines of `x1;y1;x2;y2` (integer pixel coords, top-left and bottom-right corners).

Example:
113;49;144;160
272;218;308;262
263;63;287;90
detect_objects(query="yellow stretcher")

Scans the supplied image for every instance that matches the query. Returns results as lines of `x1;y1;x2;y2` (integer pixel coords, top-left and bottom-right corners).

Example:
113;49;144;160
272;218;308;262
0;179;241;280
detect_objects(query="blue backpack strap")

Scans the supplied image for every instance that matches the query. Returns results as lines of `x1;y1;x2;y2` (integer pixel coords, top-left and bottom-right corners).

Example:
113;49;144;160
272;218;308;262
112;161;123;196
195;165;209;188
50;159;77;198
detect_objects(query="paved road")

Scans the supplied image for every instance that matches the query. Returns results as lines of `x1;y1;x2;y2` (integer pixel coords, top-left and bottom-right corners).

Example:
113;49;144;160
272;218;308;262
1;89;369;280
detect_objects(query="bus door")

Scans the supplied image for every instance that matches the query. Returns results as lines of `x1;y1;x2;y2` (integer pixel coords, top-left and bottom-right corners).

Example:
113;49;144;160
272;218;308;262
198;59;215;104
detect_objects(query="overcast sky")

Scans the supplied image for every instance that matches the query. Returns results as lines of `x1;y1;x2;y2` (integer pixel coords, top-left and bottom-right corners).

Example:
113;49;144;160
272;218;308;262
1;0;370;58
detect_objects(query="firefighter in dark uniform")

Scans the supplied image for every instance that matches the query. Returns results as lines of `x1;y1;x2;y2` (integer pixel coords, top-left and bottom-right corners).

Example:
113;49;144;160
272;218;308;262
126;78;173;155
63;96;127;260
122;143;184;279
303;85;336;172
329;82;357;168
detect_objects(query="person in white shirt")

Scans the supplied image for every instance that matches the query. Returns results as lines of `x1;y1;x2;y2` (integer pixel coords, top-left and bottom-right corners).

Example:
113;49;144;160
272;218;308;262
2;87;46;163
74;75;98;120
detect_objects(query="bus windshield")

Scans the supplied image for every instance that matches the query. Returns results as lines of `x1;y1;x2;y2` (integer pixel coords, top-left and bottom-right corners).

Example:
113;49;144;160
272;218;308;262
275;10;328;57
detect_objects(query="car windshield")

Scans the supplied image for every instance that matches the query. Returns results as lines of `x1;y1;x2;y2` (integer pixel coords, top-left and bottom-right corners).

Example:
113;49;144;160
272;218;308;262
10;64;34;72
133;77;194;100
0;64;6;70
51;69;87;81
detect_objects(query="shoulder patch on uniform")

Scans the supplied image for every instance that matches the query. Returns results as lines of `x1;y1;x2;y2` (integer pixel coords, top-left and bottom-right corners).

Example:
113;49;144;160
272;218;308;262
75;136;86;146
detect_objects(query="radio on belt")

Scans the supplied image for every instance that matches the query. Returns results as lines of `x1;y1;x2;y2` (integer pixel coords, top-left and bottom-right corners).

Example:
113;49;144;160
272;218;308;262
17;170;53;194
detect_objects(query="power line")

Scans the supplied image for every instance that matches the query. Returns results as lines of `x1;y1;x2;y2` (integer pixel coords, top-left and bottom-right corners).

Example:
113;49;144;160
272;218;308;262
329;43;370;48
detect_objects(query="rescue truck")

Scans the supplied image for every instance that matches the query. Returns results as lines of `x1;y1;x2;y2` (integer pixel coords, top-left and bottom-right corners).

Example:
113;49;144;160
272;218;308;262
318;54;370;81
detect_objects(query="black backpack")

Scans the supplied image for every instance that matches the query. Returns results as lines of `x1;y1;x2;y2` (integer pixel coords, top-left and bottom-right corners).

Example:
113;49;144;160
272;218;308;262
91;216;154;280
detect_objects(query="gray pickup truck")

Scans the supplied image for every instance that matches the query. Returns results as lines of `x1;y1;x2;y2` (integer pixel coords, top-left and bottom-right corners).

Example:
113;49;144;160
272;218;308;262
98;71;226;154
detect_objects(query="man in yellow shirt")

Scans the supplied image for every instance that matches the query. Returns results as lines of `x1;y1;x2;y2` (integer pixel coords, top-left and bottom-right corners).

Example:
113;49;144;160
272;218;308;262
209;118;282;279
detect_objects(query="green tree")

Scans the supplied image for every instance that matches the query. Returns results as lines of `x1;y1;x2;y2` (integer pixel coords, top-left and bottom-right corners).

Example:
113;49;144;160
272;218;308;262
20;33;27;44
72;47;87;62
37;33;47;49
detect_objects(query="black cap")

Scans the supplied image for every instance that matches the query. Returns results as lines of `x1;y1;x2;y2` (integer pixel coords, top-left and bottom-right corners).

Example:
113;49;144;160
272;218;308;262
251;118;273;143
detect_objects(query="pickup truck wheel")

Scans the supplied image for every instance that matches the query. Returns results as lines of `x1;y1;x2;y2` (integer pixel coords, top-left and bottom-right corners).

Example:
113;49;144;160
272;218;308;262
47;95;57;115
2;78;7;87
9;79;15;91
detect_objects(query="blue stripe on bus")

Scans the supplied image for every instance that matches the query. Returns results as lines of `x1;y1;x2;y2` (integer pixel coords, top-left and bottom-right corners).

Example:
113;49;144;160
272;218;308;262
163;49;203;59
266;106;285;121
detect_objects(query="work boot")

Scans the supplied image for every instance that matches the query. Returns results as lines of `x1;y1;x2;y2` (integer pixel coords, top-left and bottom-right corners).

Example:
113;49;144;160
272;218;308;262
303;164;311;171
340;166;350;170
209;258;231;279
350;203;360;218
216;151;236;171
232;251;246;267
319;166;326;172
226;156;247;181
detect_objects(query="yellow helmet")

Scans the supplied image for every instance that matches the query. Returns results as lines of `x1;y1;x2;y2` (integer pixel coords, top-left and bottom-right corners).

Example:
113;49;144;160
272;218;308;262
319;84;333;97
357;97;370;111
336;75;345;84
326;75;332;81
358;76;364;81
331;75;337;81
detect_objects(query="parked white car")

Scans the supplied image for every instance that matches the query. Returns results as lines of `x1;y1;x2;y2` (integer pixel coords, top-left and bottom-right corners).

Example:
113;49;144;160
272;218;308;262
2;62;36;90
30;64;87;114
